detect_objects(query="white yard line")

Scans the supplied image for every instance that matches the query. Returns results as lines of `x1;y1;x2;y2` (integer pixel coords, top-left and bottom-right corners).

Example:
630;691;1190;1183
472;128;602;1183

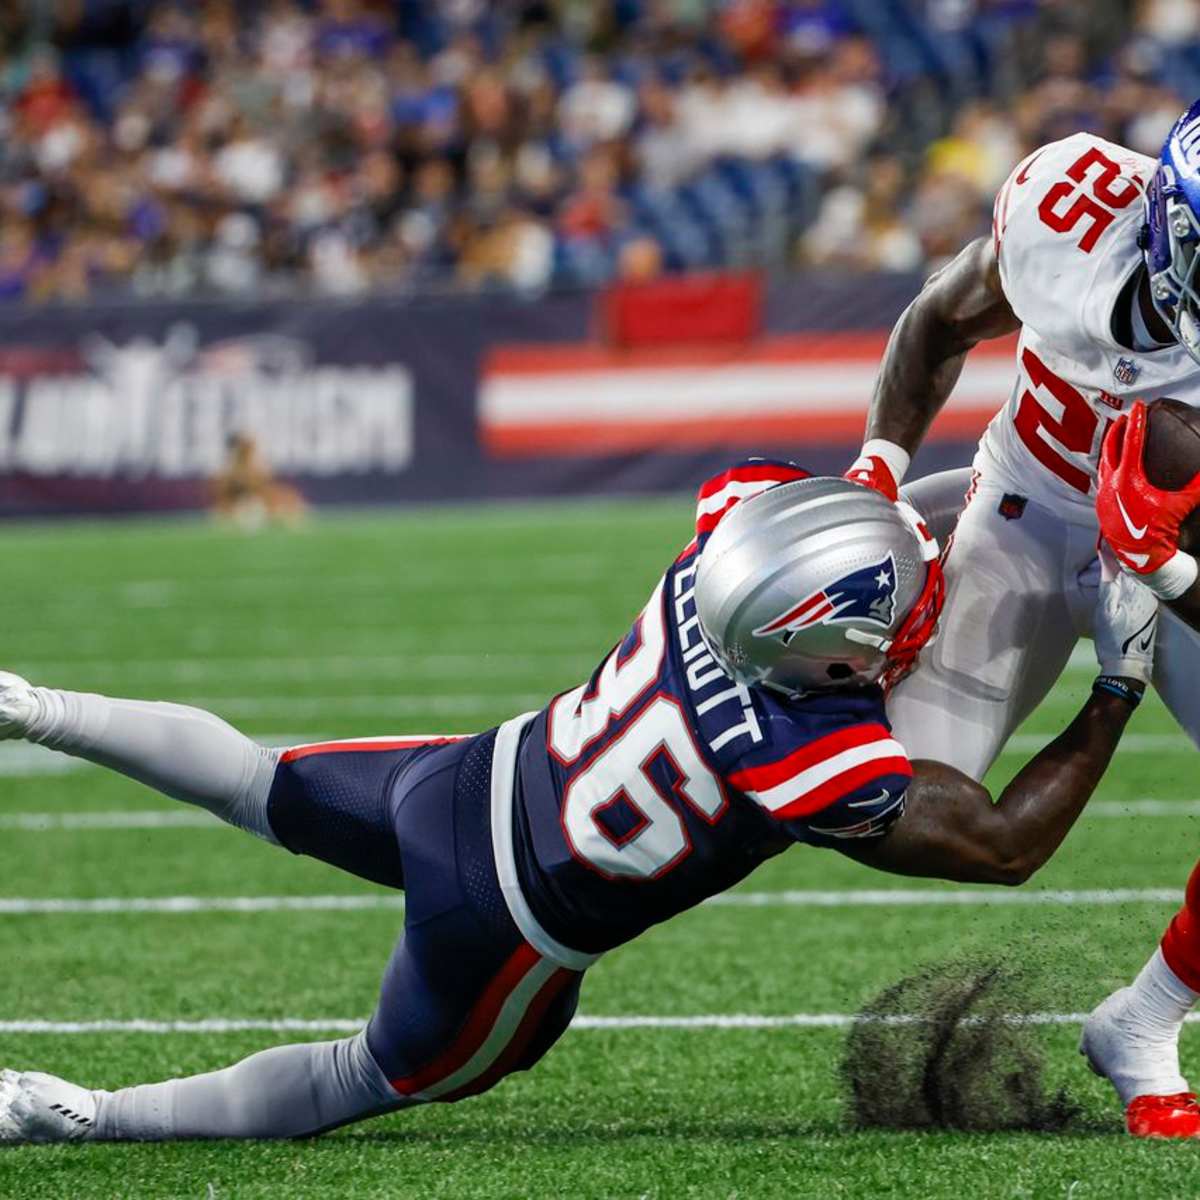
0;811;219;830
0;888;1183;915
0;895;408;914
1005;733;1194;754
708;888;1182;907
9;1011;1200;1035
3;797;1197;831
176;694;544;718
10;652;593;685
0;729;1191;781
1090;799;1200;816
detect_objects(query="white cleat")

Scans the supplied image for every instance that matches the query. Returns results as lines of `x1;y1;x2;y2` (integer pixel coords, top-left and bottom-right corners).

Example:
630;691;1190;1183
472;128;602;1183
0;672;35;741
0;1069;96;1144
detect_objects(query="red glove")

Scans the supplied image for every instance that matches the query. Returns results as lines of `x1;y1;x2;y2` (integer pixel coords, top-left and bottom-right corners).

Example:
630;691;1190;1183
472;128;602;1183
844;440;909;503
1097;401;1200;595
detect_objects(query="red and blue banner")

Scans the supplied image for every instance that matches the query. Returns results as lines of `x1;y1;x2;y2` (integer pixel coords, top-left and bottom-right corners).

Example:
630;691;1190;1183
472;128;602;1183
0;273;1001;516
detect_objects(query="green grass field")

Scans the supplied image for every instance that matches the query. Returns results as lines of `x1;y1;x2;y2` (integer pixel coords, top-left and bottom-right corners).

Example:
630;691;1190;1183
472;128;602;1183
2;499;1200;1199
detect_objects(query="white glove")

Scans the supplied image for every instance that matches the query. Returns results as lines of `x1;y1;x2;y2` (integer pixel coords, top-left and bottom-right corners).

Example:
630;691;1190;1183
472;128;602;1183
1094;545;1160;683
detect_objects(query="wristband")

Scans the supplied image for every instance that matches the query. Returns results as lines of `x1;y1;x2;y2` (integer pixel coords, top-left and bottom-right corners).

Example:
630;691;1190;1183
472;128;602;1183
1092;675;1145;709
1142;550;1199;601
858;439;911;490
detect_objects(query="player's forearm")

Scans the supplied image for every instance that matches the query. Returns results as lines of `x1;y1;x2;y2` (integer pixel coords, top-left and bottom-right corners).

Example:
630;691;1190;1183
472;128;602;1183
865;237;1018;454
848;691;1133;885
866;302;973;452
984;688;1136;878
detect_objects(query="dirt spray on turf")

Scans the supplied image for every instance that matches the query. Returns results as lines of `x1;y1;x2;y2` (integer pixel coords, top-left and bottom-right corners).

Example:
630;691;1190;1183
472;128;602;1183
841;955;1084;1132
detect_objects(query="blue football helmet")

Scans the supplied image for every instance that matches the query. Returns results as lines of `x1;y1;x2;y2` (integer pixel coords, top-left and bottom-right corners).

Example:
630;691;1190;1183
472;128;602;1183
1146;98;1200;361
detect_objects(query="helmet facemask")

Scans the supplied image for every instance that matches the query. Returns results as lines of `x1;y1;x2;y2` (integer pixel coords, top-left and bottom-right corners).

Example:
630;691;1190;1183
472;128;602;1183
859;501;946;693
1147;164;1200;362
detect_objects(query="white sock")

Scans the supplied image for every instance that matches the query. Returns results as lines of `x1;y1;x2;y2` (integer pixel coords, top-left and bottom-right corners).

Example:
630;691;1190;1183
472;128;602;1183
1100;949;1196;1104
21;688;280;843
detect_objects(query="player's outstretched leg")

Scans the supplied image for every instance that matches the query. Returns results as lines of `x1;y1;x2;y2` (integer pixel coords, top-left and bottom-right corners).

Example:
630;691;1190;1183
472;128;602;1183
0;731;583;1143
1080;858;1200;1138
0;1032;402;1142
0;672;279;841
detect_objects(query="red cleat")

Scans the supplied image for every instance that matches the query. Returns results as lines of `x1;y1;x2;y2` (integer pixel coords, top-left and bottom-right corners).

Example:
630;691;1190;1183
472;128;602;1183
1126;1092;1200;1138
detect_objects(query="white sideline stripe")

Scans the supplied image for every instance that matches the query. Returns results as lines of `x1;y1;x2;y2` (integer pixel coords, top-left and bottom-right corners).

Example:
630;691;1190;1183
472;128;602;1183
1;798;1197;834
1005;733;1194;754
0;888;1184;915
1090;799;1200;817
6;799;1200;833
183;694;545;718
10;652;594;685
0;728;1190;774
0;895;408;914
0;811;219;831
21;1011;1200;1035
708;888;1183;907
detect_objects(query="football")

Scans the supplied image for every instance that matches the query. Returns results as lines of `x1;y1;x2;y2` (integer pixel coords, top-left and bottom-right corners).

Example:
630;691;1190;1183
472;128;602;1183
1143;397;1200;552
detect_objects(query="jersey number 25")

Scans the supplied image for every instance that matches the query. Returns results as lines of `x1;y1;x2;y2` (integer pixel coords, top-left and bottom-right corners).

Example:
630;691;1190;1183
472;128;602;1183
1036;147;1141;254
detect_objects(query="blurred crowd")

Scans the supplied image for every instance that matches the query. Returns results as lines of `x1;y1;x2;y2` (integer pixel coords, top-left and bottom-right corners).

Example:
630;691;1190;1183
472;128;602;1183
0;0;1196;302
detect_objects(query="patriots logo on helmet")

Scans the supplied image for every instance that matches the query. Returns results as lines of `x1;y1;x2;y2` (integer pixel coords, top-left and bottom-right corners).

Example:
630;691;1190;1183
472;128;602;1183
753;552;898;645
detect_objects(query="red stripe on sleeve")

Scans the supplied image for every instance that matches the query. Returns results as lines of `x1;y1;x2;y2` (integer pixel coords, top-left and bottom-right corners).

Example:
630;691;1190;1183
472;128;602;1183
727;723;894;795
770;757;913;821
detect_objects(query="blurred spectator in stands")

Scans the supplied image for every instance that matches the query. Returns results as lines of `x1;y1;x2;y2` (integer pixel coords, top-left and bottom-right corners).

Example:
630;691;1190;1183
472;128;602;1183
458;204;553;292
1137;0;1200;44
635;79;699;190
924;101;1022;195
802;153;922;272
558;56;635;147
1;0;1197;302
790;37;885;170
618;234;666;282
910;168;989;271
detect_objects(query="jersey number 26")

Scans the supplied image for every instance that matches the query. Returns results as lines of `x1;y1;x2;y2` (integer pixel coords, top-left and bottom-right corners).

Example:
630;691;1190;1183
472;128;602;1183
548;583;727;881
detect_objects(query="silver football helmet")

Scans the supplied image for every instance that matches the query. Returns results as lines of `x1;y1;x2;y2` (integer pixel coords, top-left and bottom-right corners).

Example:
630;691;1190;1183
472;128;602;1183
694;477;944;695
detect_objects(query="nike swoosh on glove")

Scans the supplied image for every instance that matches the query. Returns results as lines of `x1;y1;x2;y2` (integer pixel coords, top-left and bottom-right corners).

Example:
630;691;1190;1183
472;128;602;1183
1094;545;1159;684
1096;401;1200;575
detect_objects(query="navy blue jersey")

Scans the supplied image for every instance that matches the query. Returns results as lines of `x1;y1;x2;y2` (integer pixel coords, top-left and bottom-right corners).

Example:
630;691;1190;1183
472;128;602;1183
504;462;913;957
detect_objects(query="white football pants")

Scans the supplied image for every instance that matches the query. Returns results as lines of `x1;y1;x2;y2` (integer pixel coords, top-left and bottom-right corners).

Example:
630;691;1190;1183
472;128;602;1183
894;467;1200;781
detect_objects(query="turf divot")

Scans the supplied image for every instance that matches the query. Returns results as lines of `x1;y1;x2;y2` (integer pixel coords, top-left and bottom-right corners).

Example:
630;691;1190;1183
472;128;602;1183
842;955;1083;1132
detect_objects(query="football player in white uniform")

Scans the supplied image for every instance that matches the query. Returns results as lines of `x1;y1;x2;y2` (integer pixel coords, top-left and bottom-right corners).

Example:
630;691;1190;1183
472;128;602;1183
845;100;1200;1137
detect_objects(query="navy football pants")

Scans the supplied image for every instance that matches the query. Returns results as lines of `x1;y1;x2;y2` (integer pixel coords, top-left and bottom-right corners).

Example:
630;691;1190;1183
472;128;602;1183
267;730;584;1102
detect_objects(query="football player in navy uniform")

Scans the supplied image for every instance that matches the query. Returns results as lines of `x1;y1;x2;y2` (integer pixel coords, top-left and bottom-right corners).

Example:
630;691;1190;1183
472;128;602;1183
0;463;1156;1143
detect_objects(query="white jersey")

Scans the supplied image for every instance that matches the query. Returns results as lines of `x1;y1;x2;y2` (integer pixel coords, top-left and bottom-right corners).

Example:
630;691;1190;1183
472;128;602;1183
980;131;1200;522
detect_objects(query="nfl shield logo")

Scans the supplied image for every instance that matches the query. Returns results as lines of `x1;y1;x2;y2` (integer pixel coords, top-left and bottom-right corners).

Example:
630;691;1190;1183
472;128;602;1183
1114;357;1140;386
